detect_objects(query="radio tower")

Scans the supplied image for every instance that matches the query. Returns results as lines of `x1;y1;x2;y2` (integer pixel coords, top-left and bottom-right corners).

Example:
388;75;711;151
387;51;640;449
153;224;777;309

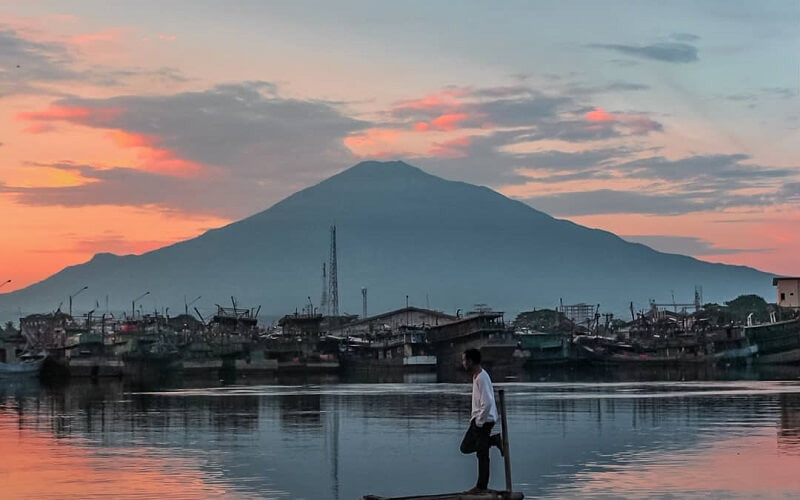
362;288;368;319
328;225;339;317
320;262;328;316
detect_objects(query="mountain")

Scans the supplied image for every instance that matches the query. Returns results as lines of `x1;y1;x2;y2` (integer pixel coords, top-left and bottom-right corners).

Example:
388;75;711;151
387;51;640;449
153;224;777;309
0;160;775;323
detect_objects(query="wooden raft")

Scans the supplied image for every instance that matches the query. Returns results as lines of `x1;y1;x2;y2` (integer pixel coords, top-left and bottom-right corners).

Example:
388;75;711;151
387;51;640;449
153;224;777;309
364;389;524;500
364;490;524;500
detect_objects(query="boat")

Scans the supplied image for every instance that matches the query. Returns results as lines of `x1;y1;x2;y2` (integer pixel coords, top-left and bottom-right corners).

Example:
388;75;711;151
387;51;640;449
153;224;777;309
745;318;800;364
0;357;43;375
341;327;438;372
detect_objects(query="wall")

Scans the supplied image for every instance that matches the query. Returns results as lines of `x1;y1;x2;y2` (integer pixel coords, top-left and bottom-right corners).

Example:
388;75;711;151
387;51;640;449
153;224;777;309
777;280;800;308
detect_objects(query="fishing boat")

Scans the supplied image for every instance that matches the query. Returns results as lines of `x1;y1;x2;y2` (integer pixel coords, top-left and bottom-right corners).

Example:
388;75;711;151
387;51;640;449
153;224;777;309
0;357;43;376
745;317;800;364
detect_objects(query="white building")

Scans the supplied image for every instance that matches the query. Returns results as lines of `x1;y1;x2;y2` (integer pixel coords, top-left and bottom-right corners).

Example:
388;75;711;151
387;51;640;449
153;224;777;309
774;277;800;309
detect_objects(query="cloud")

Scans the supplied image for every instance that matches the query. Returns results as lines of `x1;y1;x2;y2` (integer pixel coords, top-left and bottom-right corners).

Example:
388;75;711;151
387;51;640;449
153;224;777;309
427;136;472;158
31;232;176;256
589;42;699;63
0;162;271;218
515;147;633;171
621;235;772;256
519;153;798;216
0;25;188;96
616;154;793;188
0;27;77;95
523;189;710;216
669;33;701;42
388;86;571;129
7;83;371;217
17;82;368;181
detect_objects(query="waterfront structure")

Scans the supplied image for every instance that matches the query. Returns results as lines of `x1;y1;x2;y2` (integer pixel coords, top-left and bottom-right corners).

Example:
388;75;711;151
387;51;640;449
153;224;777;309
774;277;800;309
327;306;456;337
427;311;522;381
20;311;71;349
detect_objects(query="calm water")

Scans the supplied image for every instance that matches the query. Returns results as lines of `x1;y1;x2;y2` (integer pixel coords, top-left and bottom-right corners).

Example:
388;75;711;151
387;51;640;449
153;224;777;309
2;371;800;499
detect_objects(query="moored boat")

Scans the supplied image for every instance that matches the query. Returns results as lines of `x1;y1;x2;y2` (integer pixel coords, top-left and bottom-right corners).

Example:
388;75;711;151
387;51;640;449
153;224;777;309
0;357;43;376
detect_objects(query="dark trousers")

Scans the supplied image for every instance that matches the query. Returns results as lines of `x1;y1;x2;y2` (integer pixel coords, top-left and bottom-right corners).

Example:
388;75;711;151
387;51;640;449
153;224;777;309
460;419;495;489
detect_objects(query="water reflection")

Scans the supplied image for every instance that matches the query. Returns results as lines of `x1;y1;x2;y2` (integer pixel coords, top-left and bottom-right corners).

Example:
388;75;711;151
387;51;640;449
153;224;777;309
1;378;800;498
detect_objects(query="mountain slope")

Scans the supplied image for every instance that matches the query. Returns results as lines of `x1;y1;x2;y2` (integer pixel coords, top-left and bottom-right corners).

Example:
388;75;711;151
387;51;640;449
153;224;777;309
0;161;774;322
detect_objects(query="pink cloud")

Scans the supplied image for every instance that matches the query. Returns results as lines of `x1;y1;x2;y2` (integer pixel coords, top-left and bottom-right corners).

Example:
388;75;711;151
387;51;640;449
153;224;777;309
343;128;411;158
428;136;472;158
107;131;205;177
430;113;469;131
585;107;615;122
393;89;466;113
413;122;430;132
17;105;205;177
412;113;471;132
68;27;130;46
17;105;123;127
22;123;57;134
584;107;662;135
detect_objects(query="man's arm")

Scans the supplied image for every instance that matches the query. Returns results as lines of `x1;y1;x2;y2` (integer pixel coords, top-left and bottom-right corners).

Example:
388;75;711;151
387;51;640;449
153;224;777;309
474;375;493;427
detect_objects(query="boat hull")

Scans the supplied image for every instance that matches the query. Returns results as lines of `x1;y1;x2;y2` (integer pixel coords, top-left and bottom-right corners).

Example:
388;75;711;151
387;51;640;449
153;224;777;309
0;359;43;375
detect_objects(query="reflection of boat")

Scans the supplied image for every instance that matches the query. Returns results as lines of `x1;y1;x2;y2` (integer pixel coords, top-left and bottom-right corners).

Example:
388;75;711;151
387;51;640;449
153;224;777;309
0;358;43;375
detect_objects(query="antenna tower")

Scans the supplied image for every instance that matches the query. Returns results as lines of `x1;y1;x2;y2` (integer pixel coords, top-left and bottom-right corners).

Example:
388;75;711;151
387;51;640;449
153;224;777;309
328;225;339;317
321;262;328;315
362;288;368;319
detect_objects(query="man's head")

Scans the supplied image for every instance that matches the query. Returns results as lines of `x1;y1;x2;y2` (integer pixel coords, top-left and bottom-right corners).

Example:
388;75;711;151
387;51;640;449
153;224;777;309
462;348;481;372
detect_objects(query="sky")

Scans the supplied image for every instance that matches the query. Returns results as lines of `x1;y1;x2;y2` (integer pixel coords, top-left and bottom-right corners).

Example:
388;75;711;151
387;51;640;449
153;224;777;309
0;0;798;292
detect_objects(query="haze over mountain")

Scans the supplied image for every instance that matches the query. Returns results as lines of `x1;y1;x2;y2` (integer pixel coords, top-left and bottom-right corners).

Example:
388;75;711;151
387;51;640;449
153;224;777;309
0;161;774;323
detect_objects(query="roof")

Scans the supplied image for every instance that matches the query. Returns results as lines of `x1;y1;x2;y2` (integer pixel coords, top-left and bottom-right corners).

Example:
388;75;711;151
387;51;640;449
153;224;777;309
773;276;800;285
427;311;504;330
334;306;456;328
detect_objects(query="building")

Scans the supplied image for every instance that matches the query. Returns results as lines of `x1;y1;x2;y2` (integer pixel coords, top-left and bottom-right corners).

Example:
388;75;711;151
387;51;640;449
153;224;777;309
327;307;457;338
774;277;800;309
427;312;522;381
20;311;71;349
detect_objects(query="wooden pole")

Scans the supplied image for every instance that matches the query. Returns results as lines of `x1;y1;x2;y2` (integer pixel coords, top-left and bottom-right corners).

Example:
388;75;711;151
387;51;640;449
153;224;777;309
498;389;512;493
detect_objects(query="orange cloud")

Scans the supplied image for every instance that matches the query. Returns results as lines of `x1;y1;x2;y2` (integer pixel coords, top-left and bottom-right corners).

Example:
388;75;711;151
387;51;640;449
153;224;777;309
17;105;204;177
411;113;470;133
430;113;469;131
393;89;465;112
343;128;409;158
107;131;205;177
585;107;615;122
70;29;123;45
17;105;123;127
413;122;430;132
584;107;662;134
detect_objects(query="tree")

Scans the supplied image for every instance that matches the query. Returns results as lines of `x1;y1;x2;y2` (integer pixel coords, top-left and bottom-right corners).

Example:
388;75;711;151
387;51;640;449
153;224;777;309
724;295;771;323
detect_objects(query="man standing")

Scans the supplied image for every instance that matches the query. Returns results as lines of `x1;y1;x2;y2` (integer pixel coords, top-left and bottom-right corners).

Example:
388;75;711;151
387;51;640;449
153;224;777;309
460;348;503;494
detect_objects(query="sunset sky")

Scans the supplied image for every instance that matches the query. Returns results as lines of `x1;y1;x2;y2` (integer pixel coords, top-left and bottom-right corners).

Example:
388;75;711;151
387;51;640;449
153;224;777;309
1;1;798;292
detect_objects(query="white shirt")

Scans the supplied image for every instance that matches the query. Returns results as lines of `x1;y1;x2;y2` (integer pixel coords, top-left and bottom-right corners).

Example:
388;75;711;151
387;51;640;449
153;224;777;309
471;368;498;426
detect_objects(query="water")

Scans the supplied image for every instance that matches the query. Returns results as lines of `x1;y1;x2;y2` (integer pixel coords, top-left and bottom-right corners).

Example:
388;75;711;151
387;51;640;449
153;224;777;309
2;372;800;499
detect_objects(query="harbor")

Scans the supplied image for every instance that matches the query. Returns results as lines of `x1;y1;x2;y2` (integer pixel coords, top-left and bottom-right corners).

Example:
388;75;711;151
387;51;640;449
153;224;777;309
1;277;798;384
